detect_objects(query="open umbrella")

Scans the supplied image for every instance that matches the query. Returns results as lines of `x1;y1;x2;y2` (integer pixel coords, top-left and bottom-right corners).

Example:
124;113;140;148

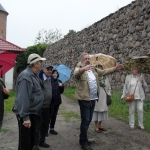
0;51;18;77
53;64;72;83
89;53;116;69
124;56;150;74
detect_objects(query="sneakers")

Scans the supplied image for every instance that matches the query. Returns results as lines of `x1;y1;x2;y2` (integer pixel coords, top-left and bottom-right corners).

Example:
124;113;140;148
50;130;58;135
130;126;134;130
39;142;50;148
81;142;93;150
140;126;145;130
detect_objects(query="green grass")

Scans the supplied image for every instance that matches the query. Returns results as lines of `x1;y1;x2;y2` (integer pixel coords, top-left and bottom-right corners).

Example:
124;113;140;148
4;91;15;113
63;86;75;100
64;87;150;132
59;106;80;122
1;128;9;133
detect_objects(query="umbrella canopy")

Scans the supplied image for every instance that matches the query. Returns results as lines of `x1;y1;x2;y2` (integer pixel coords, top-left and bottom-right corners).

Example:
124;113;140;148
124;56;150;74
0;51;18;77
53;64;72;83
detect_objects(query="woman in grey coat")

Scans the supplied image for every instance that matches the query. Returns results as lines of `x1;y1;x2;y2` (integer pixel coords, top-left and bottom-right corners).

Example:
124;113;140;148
92;65;111;133
121;65;148;130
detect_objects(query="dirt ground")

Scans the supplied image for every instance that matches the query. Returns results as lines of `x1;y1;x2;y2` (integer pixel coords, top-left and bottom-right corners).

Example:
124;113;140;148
0;95;150;150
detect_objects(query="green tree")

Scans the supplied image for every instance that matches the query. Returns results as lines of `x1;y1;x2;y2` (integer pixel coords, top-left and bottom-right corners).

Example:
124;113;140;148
34;29;63;44
16;43;48;73
64;30;76;37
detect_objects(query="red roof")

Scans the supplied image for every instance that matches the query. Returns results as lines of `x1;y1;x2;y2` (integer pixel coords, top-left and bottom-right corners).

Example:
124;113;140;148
0;38;25;52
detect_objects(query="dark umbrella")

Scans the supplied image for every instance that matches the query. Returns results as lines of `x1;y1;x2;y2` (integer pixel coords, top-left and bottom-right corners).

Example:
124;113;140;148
53;64;72;83
0;51;18;77
124;56;150;74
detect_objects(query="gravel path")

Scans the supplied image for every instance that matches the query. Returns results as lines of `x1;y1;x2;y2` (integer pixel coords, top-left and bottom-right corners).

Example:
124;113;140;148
0;95;150;150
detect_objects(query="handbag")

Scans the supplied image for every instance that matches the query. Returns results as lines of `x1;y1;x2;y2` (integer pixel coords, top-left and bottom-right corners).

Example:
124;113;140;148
0;81;9;96
125;80;138;102
103;87;112;106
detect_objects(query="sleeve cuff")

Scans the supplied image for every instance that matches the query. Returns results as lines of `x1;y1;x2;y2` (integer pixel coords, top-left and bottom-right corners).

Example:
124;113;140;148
23;116;30;121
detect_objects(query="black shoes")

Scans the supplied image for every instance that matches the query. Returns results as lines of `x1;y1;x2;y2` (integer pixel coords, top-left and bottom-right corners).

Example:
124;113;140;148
81;142;93;150
45;132;48;137
50;130;58;135
32;145;40;150
39;142;50;148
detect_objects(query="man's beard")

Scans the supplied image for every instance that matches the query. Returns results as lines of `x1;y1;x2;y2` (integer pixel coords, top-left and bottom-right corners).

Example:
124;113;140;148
81;61;90;67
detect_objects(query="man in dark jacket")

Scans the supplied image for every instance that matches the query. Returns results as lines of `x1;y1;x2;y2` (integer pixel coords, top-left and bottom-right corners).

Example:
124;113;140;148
38;63;53;148
14;53;46;150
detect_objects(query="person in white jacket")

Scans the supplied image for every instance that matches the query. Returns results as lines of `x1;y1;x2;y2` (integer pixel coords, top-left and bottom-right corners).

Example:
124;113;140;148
121;64;148;130
92;65;111;133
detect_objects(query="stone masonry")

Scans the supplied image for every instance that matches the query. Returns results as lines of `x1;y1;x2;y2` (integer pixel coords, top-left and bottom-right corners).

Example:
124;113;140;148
43;0;150;100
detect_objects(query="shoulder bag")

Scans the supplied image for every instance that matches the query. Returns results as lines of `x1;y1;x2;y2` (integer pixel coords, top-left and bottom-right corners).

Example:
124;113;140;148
125;80;138;102
103;87;112;106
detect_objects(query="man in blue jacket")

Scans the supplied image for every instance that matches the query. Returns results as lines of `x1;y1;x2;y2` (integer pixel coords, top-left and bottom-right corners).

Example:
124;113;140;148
14;53;46;150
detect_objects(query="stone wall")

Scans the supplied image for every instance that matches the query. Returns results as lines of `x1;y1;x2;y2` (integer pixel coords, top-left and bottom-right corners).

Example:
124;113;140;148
43;0;150;100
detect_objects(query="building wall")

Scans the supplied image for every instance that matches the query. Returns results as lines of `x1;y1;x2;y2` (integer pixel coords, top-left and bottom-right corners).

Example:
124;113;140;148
4;68;14;90
0;11;7;39
44;0;150;99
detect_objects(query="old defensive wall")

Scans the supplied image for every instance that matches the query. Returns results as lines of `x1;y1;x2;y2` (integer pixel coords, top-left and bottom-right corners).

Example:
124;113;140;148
43;0;150;99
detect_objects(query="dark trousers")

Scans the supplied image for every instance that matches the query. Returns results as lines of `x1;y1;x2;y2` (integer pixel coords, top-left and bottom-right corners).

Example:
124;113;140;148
16;114;40;150
0;120;3;131
39;108;50;143
78;100;95;144
49;104;60;130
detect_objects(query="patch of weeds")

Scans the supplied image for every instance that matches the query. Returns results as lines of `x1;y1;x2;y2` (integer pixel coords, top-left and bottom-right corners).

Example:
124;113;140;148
107;127;112;130
122;140;132;148
61;111;80;122
1;128;9;133
108;131;117;134
97;140;107;145
0;147;5;149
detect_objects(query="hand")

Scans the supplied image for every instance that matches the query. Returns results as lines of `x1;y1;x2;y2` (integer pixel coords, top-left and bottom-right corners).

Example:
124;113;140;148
114;63;124;71
23;120;31;128
83;64;94;71
140;77;144;83
58;82;63;87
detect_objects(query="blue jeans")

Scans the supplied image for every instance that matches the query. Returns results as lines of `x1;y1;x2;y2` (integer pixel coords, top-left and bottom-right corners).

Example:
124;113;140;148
78;100;96;144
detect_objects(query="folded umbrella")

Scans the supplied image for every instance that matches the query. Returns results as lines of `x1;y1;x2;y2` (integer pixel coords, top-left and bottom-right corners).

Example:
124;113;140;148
0;51;18;77
53;64;72;83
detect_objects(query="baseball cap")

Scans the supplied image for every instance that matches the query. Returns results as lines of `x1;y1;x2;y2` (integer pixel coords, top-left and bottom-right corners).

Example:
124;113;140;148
27;53;46;64
43;63;53;69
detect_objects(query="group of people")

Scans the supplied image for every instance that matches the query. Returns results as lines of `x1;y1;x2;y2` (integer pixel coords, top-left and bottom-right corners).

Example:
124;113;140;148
0;52;148;150
74;52;148;150
13;53;64;150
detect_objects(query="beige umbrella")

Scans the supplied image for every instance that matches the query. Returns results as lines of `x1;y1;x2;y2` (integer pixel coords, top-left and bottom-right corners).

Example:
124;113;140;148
89;53;116;69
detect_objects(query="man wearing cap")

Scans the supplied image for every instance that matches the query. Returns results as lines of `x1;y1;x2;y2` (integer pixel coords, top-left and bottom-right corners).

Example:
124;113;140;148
13;53;46;150
38;63;53;148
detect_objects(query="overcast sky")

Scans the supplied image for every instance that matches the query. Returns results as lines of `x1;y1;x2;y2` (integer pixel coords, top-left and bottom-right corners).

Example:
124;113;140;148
1;0;133;48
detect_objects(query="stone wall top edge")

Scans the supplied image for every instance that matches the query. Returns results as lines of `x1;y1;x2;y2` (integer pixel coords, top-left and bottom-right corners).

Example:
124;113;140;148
46;0;137;50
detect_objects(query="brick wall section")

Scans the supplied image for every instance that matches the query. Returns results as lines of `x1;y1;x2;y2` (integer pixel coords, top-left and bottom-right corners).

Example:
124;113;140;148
0;11;7;40
43;0;150;100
